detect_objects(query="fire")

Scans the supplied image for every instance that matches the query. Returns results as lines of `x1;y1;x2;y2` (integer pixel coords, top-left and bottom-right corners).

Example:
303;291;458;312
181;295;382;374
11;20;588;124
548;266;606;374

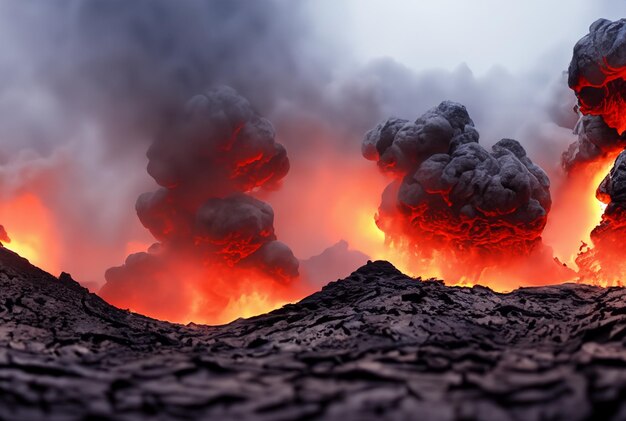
573;150;626;287
101;254;304;325
0;193;60;275
543;155;618;270
572;70;626;135
218;292;289;324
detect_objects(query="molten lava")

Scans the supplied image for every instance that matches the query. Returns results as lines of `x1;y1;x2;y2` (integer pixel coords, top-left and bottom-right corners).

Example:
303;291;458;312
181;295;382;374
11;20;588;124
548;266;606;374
575;149;626;287
102;251;304;324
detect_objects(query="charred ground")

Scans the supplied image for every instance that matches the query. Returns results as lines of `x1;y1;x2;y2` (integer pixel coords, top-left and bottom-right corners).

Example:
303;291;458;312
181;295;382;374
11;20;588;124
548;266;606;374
1;247;626;420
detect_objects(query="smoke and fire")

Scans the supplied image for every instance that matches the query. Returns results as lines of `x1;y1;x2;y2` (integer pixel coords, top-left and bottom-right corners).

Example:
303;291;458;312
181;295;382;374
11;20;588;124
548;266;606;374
361;101;573;290
569;19;626;136
100;87;306;324
0;194;61;276
1;4;626;324
562;18;626;287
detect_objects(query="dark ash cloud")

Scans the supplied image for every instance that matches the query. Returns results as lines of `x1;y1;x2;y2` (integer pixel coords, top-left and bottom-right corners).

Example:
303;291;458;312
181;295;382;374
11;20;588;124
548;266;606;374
364;101;552;266
569;18;626;135
100;87;299;322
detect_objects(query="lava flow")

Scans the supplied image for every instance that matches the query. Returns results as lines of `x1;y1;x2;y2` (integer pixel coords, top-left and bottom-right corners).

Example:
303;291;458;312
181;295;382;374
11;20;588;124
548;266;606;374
575;150;626;287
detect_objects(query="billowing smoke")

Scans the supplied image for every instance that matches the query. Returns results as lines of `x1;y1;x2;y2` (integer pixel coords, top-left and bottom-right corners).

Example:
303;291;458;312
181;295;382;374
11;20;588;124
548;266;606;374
563;19;626;170
562;115;626;169
0;1;623;317
363;101;570;285
0;0;324;285
100;87;301;323
569;18;626;135
562;18;626;170
300;240;370;288
565;18;626;286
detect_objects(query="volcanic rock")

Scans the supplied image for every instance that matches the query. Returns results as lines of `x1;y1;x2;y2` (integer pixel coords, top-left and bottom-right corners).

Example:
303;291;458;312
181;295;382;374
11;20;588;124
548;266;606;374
1;247;626;420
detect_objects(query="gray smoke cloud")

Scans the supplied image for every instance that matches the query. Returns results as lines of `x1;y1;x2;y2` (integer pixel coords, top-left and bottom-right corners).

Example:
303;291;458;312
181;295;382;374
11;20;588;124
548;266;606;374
0;1;621;295
569;18;626;135
0;0;326;284
562;18;626;170
562;115;626;170
363;101;552;266
100;87;299;320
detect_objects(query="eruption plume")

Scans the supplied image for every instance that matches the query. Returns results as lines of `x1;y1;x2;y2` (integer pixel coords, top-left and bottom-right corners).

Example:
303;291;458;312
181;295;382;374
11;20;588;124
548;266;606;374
100;87;301;324
363;101;569;286
563;18;626;285
562;115;626;170
569;18;626;135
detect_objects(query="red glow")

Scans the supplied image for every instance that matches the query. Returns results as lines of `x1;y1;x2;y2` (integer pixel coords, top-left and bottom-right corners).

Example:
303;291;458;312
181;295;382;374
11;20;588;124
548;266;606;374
543;156;617;269
0;193;61;275
574;155;626;287
100;252;307;324
571;63;626;134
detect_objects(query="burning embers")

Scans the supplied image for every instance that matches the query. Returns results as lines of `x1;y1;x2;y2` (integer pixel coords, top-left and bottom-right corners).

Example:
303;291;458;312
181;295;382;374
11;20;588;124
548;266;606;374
100;87;302;324
362;101;565;286
569;19;626;135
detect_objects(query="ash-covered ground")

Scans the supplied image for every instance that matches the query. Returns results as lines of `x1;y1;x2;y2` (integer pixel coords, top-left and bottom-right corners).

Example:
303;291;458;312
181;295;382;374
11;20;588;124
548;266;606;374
1;246;626;420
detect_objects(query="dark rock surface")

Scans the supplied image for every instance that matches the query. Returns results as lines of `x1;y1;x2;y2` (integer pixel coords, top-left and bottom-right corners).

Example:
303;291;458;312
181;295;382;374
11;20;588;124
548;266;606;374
1;247;626;420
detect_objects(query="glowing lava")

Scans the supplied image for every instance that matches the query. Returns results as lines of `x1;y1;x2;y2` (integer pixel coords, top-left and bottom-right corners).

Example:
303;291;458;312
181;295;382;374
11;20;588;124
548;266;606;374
0;193;60;275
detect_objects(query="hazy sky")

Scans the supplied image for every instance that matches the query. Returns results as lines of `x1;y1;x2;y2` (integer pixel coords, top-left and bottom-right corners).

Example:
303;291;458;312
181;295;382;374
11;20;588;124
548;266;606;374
310;0;624;75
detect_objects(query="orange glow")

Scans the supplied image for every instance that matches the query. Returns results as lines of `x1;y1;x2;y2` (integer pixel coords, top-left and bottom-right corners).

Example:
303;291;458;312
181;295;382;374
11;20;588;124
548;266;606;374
101;254;306;325
0;133;621;325
0;193;60;275
124;241;153;256
572;153;626;287
571;65;626;134
544;156;618;269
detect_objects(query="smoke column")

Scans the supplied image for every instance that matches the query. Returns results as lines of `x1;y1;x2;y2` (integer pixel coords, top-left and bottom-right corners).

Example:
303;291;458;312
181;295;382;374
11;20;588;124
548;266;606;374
0;2;624;318
100;87;303;324
362;101;572;288
566;19;626;285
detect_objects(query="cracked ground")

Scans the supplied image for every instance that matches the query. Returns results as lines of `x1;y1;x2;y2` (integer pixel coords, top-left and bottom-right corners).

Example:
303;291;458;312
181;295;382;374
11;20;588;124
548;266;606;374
1;246;626;420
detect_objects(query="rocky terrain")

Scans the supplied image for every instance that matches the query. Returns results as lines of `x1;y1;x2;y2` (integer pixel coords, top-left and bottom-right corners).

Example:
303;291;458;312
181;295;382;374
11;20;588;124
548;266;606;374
1;247;626;420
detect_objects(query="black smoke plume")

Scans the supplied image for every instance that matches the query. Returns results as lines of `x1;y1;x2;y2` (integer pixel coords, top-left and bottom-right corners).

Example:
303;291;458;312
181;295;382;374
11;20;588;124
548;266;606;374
363;101;559;281
563;18;626;170
100;87;299;322
569;18;626;135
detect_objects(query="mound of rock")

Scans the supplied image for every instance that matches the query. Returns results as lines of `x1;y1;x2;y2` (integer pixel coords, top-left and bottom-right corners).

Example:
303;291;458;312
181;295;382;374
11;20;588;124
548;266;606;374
1;247;626;420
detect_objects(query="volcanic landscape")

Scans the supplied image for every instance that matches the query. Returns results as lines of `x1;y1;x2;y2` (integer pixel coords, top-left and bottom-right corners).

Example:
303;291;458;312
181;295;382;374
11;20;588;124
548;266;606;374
1;2;626;420
4;245;626;420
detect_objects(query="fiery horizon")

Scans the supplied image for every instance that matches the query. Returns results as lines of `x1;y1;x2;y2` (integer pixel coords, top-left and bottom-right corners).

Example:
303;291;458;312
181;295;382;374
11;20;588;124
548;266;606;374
0;6;625;325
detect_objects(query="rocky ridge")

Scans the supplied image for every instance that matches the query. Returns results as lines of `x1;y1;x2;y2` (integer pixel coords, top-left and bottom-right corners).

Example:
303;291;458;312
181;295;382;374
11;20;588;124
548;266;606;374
1;246;626;420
